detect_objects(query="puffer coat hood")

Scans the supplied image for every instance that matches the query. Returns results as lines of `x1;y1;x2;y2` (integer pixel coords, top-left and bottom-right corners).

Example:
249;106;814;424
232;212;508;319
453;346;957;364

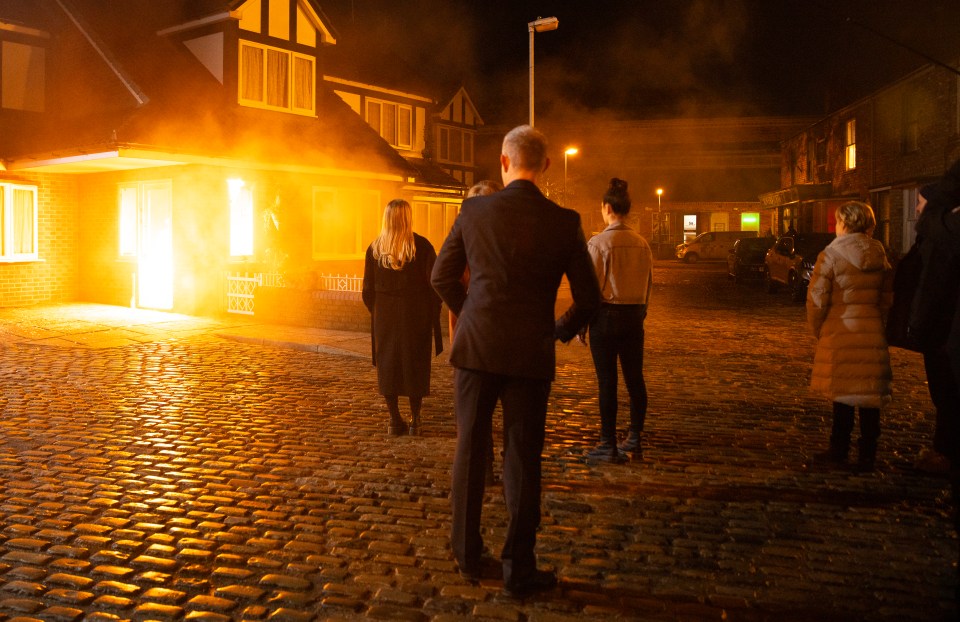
806;233;893;407
828;233;888;273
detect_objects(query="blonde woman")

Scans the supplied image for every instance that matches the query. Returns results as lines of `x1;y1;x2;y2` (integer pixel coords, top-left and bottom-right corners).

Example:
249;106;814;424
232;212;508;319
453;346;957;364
807;201;892;471
362;199;443;435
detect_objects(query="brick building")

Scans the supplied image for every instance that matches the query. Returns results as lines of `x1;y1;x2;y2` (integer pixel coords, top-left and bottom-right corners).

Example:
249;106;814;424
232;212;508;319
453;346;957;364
763;61;960;255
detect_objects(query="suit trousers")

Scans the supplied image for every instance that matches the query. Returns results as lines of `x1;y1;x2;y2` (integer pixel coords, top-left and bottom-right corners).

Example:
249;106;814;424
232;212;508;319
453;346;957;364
451;367;550;585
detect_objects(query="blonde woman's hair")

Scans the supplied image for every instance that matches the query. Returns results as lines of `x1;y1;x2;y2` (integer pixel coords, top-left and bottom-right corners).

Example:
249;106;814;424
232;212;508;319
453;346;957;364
835;201;876;233
372;199;416;270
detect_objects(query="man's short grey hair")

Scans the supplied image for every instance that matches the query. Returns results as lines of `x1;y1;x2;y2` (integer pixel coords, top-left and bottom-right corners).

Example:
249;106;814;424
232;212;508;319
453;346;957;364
502;125;548;172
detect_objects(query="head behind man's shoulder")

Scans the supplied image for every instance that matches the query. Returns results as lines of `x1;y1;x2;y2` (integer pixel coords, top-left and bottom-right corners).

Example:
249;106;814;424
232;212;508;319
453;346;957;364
501;125;551;186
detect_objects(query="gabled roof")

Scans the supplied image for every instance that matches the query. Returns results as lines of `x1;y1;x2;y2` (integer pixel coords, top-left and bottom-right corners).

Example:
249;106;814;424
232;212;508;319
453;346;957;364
437;85;484;126
3;0;411;178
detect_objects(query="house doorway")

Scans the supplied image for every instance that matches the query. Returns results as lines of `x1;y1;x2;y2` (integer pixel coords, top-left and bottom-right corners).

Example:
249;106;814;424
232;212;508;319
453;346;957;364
121;181;173;310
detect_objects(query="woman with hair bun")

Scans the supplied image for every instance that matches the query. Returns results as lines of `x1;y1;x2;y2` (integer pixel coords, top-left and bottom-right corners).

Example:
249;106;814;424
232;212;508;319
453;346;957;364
582;178;654;464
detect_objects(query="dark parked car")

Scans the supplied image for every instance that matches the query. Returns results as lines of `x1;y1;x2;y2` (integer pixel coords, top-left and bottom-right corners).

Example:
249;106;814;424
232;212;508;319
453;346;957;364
727;237;774;283
764;232;835;302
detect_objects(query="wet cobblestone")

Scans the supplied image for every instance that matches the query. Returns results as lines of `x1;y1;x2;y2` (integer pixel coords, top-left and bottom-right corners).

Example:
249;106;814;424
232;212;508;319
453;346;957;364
0;262;955;620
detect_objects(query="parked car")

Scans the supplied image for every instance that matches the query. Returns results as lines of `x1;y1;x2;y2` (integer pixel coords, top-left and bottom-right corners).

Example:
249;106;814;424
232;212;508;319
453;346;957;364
676;230;758;263
727;236;774;283
764;232;835;302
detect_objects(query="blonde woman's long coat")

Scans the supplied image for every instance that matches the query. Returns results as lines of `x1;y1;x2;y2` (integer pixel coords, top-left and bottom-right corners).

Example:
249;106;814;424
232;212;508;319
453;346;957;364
806;233;893;407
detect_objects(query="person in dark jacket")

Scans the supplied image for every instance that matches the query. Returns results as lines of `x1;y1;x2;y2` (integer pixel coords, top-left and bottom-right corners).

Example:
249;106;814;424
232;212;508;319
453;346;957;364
908;158;960;597
905;183;959;473
432;125;600;599
362;199;443;436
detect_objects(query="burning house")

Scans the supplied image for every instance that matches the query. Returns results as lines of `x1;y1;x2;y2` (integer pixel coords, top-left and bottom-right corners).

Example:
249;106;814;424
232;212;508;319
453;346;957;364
0;0;477;329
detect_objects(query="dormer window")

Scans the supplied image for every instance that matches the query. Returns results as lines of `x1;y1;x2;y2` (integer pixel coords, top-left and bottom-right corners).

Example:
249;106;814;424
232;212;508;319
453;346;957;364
365;98;413;149
1;36;47;113
238;41;315;115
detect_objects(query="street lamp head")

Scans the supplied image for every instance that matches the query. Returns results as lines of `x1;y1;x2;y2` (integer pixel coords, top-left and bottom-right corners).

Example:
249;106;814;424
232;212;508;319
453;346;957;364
529;16;559;32
564;147;579;156
656;188;663;196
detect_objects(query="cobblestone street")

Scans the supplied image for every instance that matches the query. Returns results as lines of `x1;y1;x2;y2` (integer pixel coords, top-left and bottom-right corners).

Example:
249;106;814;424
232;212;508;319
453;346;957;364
0;262;956;621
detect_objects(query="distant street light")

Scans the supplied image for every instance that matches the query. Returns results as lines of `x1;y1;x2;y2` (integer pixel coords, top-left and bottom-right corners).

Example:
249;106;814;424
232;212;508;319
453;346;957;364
656;188;664;252
563;147;578;205
528;16;558;127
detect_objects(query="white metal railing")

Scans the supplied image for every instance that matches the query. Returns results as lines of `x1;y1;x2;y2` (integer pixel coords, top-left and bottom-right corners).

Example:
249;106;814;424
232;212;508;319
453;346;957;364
318;273;363;293
225;272;261;315
224;271;362;315
262;272;285;288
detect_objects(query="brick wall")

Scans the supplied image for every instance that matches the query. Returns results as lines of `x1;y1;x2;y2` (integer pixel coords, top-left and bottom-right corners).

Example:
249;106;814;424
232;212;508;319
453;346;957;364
0;172;79;307
255;287;371;332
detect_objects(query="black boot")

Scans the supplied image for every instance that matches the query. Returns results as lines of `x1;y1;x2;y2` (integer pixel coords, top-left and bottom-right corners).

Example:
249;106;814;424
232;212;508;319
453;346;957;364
409;396;422;436
814;402;854;464
386;396;408;436
856;408;880;472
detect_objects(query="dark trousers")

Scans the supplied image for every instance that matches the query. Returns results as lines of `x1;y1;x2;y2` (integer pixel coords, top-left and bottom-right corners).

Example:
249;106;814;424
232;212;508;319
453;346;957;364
588;303;648;443
450;367;550;585
831;402;880;449
924;349;960;460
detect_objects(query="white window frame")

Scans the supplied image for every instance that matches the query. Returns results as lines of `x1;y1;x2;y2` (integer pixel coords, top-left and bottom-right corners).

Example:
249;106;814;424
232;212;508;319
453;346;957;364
0;182;39;262
845;119;856;171
436;126;475;165
238;40;315;116
365;97;413;149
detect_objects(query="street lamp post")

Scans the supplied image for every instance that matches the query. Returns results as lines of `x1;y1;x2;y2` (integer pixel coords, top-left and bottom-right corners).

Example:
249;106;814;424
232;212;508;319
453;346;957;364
656;188;664;256
528;16;558;127
563;147;578;206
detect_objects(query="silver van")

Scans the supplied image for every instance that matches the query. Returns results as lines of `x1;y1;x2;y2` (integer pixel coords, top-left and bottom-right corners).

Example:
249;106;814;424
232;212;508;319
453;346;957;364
675;230;758;263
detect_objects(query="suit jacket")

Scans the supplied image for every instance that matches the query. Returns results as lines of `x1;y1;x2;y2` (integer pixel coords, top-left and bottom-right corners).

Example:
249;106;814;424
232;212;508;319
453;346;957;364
431;179;600;380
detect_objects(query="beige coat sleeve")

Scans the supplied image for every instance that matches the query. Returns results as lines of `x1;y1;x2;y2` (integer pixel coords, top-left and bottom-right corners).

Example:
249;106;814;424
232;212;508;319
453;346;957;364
806;251;833;339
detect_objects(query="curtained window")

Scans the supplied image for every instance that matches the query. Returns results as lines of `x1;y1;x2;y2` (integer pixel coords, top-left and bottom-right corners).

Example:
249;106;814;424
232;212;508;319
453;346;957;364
0;183;38;261
238;41;314;115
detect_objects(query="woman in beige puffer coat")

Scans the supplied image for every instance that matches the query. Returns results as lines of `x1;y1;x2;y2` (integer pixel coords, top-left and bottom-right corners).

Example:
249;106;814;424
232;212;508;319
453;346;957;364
807;201;892;471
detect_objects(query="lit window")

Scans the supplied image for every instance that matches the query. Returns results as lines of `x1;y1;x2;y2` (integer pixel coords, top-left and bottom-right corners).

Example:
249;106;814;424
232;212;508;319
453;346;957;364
238;40;314;115
228;179;254;257
0;183;38;261
312;188;382;259
845;119;856;170
365;98;413;149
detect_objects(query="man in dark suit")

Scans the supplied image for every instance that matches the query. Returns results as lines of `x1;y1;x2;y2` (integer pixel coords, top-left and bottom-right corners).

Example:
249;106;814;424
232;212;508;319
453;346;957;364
432;125;601;598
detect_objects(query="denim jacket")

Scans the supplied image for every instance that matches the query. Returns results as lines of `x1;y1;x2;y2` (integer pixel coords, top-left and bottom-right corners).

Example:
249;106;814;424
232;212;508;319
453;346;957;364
587;222;653;305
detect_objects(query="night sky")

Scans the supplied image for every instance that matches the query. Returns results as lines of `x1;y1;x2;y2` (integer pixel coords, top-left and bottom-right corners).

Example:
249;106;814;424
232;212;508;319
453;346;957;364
323;0;960;124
